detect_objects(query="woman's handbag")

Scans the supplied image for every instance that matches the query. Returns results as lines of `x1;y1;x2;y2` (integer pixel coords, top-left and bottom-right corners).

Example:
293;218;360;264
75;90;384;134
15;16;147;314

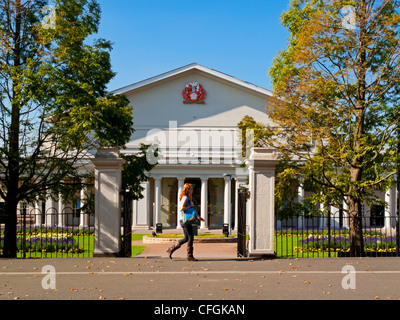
180;209;198;227
179;210;187;226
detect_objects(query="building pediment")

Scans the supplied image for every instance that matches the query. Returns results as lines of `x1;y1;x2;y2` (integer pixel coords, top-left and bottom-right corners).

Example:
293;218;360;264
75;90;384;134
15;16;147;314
116;63;276;168
111;63;273;99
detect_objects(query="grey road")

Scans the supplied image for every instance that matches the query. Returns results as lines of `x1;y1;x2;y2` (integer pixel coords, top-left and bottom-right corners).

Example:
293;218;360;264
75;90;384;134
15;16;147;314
0;257;399;302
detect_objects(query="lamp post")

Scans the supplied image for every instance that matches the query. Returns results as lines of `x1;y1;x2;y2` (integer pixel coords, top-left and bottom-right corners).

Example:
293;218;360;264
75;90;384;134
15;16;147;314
223;173;232;235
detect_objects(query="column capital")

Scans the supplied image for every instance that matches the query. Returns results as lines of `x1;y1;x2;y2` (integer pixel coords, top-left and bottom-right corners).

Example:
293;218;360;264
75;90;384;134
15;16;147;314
246;147;279;170
223;175;232;182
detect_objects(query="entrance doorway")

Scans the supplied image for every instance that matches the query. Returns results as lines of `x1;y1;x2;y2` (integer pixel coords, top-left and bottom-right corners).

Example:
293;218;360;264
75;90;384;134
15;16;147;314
208;178;224;228
184;178;201;214
184;178;225;229
370;205;385;227
161;178;178;228
159;177;228;230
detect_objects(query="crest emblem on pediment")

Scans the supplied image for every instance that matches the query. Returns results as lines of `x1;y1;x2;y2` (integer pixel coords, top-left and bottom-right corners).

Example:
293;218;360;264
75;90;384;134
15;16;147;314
182;81;206;104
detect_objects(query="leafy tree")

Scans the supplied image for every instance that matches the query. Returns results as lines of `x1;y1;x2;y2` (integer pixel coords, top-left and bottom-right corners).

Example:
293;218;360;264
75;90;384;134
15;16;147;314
122;144;158;201
0;0;135;257
246;0;400;256
238;116;311;219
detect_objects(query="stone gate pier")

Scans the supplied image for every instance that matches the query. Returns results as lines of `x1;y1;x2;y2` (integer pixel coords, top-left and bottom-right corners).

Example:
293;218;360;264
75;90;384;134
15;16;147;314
247;148;279;257
91;148;125;257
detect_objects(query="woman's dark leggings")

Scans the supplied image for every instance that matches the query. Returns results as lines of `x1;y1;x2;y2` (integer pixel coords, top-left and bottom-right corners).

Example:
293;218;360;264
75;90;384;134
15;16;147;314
178;223;194;247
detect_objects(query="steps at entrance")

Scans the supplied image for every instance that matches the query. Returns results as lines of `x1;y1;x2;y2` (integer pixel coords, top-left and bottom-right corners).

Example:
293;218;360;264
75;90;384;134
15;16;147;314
142;235;237;244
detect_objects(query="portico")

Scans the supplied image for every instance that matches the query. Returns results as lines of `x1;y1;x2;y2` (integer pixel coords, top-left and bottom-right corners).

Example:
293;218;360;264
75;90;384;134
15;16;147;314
132;167;248;231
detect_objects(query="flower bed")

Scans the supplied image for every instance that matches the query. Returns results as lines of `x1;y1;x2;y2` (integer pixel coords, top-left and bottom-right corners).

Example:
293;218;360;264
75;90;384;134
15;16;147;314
15;225;94;236
15;235;83;254
0;225;92;255
296;235;397;253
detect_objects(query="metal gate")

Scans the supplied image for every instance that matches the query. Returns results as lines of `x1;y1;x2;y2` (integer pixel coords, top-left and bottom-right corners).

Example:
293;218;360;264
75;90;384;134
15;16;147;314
275;211;400;258
237;191;247;257
0;206;94;258
121;190;133;257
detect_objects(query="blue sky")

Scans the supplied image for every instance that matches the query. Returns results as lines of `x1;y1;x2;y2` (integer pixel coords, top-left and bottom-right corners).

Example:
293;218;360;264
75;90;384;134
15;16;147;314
94;0;291;92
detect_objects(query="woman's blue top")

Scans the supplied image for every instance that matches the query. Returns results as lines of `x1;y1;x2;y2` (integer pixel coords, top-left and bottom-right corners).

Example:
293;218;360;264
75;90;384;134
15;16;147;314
181;196;196;221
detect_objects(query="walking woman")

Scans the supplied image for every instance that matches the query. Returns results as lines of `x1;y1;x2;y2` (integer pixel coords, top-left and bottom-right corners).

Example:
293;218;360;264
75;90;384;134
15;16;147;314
167;183;204;261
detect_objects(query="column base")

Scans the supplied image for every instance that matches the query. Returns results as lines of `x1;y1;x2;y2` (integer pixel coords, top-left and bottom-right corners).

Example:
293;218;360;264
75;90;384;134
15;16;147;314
248;252;276;259
93;251;121;258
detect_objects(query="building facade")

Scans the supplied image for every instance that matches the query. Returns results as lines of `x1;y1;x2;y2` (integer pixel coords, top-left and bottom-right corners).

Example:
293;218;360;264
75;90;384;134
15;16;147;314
13;63;397;233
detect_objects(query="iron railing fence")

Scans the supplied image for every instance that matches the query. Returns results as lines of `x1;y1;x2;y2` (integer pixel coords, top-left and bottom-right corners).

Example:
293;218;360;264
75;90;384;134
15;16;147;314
275;211;400;258
0;207;94;258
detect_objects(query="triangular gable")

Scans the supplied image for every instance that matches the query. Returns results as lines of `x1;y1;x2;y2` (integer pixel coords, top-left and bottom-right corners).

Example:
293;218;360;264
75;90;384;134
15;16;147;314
111;63;274;98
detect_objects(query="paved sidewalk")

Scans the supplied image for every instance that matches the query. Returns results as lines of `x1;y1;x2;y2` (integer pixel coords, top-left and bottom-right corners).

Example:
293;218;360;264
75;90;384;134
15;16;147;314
0;230;400;302
133;240;238;259
133;229;240;259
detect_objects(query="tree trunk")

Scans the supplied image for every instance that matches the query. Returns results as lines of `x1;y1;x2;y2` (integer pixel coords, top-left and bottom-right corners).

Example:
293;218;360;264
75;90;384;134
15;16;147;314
3;0;22;258
3;201;18;258
347;0;367;258
349;197;364;257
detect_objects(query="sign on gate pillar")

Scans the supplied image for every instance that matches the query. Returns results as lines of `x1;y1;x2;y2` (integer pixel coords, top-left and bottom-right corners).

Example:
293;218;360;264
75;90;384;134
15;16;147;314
91;148;125;257
247;148;279;257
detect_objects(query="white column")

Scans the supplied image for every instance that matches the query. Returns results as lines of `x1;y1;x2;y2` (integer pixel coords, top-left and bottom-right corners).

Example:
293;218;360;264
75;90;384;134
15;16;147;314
58;192;63;227
145;181;151;229
385;187;394;230
200;177;208;229
343;198;350;229
154;177;161;227
177;177;185;204
297;183;304;229
177;177;185;229
320;202;326;228
233;179;239;231
79;187;86;228
45;193;57;226
133;181;151;229
35;198;41;226
224;176;231;230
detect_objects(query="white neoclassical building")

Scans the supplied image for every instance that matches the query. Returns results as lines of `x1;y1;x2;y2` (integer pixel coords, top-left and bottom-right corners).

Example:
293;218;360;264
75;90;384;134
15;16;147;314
113;63;275;230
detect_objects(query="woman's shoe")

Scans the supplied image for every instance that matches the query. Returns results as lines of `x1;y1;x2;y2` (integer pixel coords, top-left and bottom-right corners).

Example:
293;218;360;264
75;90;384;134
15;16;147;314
166;242;181;259
187;246;198;261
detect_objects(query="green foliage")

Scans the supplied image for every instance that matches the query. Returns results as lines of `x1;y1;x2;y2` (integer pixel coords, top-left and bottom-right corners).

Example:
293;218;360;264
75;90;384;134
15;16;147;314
122;144;158;201
265;0;400;210
0;0;134;205
0;0;135;256
241;1;400;255
92;94;134;147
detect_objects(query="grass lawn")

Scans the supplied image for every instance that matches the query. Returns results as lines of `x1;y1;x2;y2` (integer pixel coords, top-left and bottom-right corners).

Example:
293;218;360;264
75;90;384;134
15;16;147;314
144;233;236;239
12;232;354;259
131;234;145;257
274;235;339;258
132;245;146;256
17;234;95;258
18;234;145;258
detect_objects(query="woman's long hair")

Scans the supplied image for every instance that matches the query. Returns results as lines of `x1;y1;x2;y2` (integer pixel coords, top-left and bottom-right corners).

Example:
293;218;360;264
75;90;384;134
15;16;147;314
179;183;193;201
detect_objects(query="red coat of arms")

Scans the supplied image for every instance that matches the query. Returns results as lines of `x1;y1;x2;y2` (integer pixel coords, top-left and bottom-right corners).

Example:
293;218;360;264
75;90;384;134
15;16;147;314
182;82;206;103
